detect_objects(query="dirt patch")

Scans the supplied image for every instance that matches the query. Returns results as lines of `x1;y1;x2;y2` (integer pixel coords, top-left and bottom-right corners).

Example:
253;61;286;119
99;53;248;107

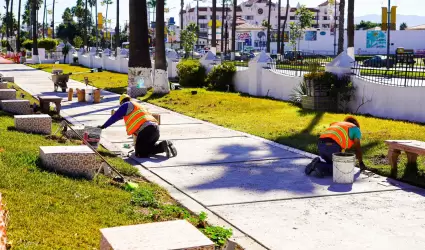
371;154;397;165
45;135;81;144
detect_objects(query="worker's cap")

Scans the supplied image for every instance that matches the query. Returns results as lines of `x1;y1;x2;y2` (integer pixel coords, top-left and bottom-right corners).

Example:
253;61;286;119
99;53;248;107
119;94;131;104
344;116;360;128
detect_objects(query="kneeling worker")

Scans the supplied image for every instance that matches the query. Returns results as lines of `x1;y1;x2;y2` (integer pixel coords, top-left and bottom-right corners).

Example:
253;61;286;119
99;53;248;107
98;94;177;158
305;116;365;177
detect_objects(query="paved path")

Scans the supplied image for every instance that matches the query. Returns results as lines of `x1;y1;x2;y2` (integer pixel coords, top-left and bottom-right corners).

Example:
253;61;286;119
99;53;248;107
2;63;425;249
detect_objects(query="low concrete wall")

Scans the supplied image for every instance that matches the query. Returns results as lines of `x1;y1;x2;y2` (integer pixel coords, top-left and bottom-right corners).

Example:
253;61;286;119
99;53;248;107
234;69;250;93
349;77;425;123
261;69;302;101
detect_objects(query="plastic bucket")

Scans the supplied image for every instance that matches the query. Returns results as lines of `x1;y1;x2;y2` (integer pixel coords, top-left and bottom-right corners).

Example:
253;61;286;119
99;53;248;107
82;126;102;149
332;153;355;184
85;89;94;103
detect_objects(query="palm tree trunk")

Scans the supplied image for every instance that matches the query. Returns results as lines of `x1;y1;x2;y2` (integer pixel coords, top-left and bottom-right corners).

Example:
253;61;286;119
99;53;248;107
10;0;14;46
347;0;354;48
180;0;183;49
115;0;120;55
277;0;281;54
266;0;272;53
95;0;98;48
32;0;40;62
52;0;55;38
211;0;217;53
280;0;289;54
231;0;236;59
105;3;109;48
196;0;199;47
42;0;46;38
337;0;345;54
5;0;10;52
153;0;169;94
84;0;88;49
17;0;22;51
128;0;153;95
220;0;225;55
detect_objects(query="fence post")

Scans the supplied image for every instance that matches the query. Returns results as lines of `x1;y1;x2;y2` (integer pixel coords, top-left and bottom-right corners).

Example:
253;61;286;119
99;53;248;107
200;51;218;73
248;51;271;96
325;51;355;77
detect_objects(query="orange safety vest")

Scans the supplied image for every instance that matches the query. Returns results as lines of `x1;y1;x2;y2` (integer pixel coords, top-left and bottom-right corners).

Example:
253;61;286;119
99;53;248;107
123;102;157;135
319;121;356;150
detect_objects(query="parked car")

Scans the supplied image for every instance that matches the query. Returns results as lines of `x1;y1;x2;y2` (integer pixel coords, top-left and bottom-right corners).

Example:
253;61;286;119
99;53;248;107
363;55;395;68
284;51;303;61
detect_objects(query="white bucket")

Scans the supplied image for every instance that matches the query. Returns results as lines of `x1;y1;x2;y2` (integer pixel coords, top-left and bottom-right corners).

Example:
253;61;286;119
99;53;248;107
85;88;94;102
332;153;356;184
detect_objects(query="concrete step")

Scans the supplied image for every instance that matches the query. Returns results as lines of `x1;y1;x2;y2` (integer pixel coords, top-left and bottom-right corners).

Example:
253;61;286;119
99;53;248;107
15;114;52;135
0;82;7;89
39;145;97;179
0;89;16;100
100;220;215;250
1;100;32;115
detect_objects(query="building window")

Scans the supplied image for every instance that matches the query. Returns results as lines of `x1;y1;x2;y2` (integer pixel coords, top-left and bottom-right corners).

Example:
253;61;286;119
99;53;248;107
312;24;318;28
322;24;330;28
200;23;207;29
246;15;254;20
290;16;296;20
323;16;328;20
199;15;207;20
335;16;338;20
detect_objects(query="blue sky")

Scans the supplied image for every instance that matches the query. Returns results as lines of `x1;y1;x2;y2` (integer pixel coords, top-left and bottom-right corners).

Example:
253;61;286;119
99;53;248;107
2;0;423;28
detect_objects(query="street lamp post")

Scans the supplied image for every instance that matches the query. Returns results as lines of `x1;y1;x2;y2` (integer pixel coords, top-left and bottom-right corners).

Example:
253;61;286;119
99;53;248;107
333;2;337;56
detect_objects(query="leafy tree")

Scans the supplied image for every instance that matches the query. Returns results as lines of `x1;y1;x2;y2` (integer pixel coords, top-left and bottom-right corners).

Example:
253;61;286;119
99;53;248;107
288;6;314;51
73;35;84;48
400;22;408;30
289;22;302;51
180;23;198;58
355;20;381;30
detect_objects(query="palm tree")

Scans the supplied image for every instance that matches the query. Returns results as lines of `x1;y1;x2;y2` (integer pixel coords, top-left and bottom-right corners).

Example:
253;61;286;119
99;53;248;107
84;0;88;48
231;0;236;59
101;0;113;34
276;0;281;54
32;0;40;62
52;0;55;38
128;0;152;92
220;0;225;54
347;0;354;49
42;0;46;38
180;0;184;49
17;0;22;51
153;0;169;94
211;0;217;53
115;0;120;53
10;0;15;48
280;0;289;54
5;0;10;51
337;0;345;54
266;0;272;53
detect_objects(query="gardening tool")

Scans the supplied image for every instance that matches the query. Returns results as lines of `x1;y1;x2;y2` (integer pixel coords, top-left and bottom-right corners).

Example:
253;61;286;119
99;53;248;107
58;120;139;191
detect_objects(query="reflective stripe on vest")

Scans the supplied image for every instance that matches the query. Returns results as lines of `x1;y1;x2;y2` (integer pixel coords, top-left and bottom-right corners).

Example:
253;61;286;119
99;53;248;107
123;102;156;135
319;122;355;150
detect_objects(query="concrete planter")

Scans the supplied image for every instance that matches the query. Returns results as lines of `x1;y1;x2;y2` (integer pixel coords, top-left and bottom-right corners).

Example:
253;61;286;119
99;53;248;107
302;95;338;112
1;100;32;115
15;114;52;135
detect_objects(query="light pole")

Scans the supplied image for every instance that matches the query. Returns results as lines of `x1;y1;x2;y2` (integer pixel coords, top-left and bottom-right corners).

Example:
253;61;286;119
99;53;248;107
333;2;337;56
386;0;391;69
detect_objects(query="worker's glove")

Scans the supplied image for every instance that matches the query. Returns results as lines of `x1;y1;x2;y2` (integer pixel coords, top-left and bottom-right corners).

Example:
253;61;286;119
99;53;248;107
359;161;367;171
97;125;105;130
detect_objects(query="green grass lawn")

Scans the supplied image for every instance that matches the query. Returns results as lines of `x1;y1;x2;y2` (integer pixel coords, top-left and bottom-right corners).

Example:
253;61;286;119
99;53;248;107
0;84;210;249
141;89;425;187
29;64;129;94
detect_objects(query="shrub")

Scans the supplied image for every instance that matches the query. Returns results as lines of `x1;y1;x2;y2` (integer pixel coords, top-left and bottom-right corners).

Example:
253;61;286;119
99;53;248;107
22;39;33;50
201;226;233;247
73;36;83;49
38;38;59;51
206;62;236;91
1;40;7;48
176;60;207;87
130;188;159;208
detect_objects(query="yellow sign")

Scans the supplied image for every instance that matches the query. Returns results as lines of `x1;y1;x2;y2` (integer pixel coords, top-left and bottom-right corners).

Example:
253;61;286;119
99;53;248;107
208;20;222;27
391;6;397;30
47;28;52;37
98;13;103;26
381;7;387;30
103;32;111;39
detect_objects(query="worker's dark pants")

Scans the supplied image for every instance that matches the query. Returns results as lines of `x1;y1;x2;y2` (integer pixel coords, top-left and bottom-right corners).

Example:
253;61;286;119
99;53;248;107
135;125;165;157
315;139;342;176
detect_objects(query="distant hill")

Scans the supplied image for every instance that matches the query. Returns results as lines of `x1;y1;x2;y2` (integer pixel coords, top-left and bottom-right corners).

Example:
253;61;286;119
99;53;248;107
355;14;425;29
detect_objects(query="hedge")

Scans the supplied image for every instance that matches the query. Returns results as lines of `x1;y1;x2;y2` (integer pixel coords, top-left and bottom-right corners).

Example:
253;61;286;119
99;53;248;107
176;60;207;87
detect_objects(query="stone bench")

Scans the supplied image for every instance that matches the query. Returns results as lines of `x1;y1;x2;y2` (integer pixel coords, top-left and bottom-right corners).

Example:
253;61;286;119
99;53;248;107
1;76;14;83
386;140;425;177
38;95;62;114
1;100;32;115
0;82;7;89
100;220;214;250
15;114;52;135
39;145;97;179
0;89;16;100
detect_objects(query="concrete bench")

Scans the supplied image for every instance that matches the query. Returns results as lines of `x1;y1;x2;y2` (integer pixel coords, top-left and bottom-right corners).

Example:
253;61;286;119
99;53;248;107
0;89;16;100
39;145;97;179
38;95;62;114
1;76;14;83
0;82;7;89
15;114;52;135
100;220;214;250
386;140;425;177
1;100;32;115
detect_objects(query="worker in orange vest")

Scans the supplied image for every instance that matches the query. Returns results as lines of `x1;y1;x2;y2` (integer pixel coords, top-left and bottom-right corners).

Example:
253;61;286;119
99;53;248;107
98;94;177;158
305;116;365;177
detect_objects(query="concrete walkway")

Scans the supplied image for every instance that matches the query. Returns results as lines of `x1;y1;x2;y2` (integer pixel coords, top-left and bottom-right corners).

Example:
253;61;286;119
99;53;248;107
2;63;425;250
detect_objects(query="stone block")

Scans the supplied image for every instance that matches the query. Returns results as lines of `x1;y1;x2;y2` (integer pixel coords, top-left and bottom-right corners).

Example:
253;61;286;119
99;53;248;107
100;220;214;250
1;76;14;83
14;114;52;135
0;82;7;89
39;146;97;179
1;100;32;115
64;125;85;139
0;89;16;100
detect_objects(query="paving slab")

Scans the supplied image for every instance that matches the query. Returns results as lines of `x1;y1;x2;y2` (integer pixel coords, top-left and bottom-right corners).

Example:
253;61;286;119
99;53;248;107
159;113;203;125
210;189;425;250
132;137;303;168
149;159;402;206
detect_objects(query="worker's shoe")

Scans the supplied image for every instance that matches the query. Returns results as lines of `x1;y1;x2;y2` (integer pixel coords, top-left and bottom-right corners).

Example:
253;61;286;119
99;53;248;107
167;141;177;158
161;141;172;158
305;157;320;175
